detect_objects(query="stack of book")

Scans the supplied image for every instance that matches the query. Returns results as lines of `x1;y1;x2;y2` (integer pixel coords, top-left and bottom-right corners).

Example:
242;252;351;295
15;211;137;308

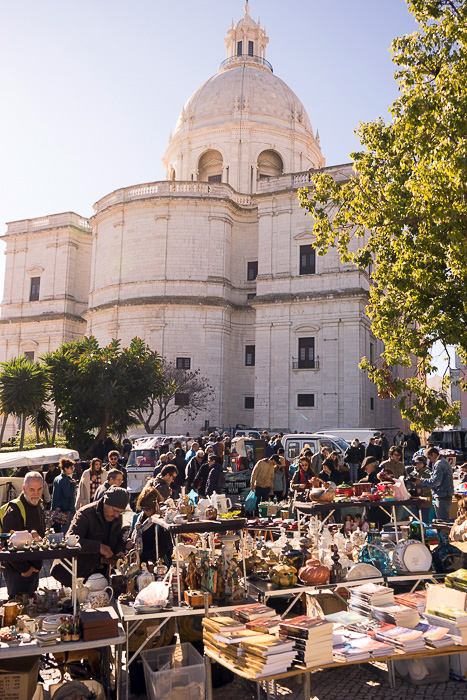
394;591;426;614
413;621;452;648
348;583;394;616
279;616;333;668
445;569;467;593
245;616;281;635
236;603;278;623
424;606;467;645
345;635;394;658
373;624;425;652
370;602;420;628
202;616;249;665
237;635;296;678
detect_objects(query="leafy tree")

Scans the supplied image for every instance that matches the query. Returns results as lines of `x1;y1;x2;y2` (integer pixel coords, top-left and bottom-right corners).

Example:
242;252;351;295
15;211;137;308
43;337;163;453
132;359;214;434
298;0;467;432
0;357;49;448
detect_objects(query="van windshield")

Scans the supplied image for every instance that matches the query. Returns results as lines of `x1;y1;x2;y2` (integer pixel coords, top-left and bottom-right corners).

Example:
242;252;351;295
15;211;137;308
127;449;159;467
332;437;350;452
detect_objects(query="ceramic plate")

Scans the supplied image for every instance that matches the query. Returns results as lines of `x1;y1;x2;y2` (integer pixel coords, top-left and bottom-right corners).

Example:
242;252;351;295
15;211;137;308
346;563;381;580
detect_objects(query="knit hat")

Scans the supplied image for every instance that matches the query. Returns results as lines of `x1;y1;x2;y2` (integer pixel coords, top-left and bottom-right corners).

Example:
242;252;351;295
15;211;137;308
103;486;129;510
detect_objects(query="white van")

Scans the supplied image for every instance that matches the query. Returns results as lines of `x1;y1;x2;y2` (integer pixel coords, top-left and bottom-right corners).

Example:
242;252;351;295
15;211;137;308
315;428;397;445
281;433;349;462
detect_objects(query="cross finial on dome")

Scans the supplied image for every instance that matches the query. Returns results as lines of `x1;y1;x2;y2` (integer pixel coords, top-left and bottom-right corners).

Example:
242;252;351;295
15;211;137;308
244;1;250;17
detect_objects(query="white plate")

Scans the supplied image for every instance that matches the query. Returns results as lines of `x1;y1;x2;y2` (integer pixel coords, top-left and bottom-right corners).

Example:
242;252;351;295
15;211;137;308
346;563;382;580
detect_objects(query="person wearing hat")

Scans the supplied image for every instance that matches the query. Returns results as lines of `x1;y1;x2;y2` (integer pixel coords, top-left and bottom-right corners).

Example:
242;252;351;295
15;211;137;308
51;486;129;586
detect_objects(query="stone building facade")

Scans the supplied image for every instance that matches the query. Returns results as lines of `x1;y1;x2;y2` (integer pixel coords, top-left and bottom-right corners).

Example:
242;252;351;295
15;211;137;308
0;4;398;435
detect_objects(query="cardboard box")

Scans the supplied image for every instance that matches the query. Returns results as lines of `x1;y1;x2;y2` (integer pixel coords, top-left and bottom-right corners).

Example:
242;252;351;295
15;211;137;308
0;657;39;700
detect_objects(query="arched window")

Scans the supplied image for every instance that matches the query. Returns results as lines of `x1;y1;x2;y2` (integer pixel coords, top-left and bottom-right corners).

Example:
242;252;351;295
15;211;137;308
257;150;283;179
198;150;223;183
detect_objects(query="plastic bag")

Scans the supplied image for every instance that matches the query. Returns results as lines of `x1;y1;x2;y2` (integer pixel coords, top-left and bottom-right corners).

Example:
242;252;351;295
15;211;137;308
134;569;173;608
188;489;198;503
393;476;411;501
244;489;257;512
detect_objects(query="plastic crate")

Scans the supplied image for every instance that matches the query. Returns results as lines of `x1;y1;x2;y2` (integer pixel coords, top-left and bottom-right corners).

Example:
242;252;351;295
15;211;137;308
142;642;205;700
393;655;449;685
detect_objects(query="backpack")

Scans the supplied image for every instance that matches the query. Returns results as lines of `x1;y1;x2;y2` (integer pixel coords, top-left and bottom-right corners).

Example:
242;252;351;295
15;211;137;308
0;498;26;527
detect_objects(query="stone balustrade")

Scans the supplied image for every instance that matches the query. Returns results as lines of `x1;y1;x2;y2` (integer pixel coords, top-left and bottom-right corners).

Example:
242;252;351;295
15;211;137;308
5;212;92;235
93;180;257;213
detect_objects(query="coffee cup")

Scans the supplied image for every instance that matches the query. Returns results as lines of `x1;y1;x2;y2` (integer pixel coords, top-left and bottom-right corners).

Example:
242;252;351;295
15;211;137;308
66;534;80;547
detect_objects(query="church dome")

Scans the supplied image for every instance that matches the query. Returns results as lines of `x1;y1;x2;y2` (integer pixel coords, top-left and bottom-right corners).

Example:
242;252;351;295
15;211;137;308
163;3;324;191
173;66;313;136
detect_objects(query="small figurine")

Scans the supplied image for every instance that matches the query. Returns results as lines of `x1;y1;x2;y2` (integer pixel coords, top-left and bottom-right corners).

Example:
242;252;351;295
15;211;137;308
185;552;198;590
329;544;344;584
226;559;246;602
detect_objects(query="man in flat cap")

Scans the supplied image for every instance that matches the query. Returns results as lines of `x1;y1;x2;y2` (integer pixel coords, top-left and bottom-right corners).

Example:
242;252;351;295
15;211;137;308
51;486;129;586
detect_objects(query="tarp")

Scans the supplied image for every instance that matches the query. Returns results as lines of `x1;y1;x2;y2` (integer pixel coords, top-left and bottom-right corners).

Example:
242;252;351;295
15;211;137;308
0;447;79;470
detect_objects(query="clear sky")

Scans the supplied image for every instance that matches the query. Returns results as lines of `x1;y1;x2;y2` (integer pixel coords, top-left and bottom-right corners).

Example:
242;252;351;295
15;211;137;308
0;0;418;294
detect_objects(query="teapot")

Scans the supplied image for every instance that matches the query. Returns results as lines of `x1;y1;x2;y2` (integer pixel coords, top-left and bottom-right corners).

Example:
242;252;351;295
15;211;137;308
85;573;109;591
84;573;114;608
8;531;34;549
270;563;297;588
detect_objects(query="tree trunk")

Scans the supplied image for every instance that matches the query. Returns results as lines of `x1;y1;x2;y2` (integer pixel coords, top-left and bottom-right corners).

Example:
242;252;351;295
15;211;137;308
96;409;111;443
34;410;40;443
51;411;59;446
19;412;27;449
0;414;8;444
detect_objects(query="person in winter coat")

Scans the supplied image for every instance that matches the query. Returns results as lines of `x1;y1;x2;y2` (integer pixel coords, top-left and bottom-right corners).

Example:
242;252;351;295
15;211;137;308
51;458;77;533
273;463;287;500
205;459;225;496
75;458;108;509
290;456;314;492
344;440;362;484
52;486;128;585
186;451;205;490
194;455;217;497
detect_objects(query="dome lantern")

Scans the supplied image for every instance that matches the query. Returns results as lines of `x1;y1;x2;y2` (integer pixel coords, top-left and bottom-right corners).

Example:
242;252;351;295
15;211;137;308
222;1;271;73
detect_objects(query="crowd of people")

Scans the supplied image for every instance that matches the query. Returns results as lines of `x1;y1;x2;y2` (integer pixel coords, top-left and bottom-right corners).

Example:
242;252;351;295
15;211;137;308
0;429;462;600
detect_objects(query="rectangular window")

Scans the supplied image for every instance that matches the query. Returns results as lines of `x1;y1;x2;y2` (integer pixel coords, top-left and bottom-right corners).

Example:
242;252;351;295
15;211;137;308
29;277;40;301
175;393;189;406
24;351;35;362
176;357;191;370
237;41;243;56
369;342;374;364
244;396;254;409
370;397;375;411
297;394;315;407
247;293;256;300
298;337;315;369
245;345;255;366
299;245;316;275
247;261;258;281
248;41;254;56
208;174;222;183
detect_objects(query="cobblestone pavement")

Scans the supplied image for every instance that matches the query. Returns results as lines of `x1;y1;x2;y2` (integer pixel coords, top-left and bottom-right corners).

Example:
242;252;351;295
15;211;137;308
210;664;467;700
